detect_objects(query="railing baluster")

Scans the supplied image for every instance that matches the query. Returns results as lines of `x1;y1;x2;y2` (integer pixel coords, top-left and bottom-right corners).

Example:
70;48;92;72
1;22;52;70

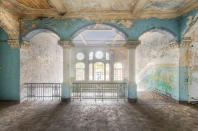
24;82;127;101
24;83;61;101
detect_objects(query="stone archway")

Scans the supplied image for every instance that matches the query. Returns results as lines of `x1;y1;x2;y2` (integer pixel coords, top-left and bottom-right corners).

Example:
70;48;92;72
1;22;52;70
20;29;62;101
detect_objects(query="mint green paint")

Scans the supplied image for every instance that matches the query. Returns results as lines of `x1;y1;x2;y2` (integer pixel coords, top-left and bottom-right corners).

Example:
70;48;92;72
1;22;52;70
179;66;189;101
22;17;180;41
138;66;179;100
0;28;20;101
128;85;137;99
62;85;71;98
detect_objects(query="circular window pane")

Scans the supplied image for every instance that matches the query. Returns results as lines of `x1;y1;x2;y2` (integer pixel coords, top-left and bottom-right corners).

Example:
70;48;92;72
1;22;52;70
95;51;103;59
76;52;85;60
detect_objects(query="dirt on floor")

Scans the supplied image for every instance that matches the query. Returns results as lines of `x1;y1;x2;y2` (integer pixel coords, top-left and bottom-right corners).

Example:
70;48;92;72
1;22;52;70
0;91;198;131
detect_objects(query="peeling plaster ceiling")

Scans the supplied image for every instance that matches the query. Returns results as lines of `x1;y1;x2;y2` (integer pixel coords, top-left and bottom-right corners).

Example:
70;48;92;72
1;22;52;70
1;0;198;19
64;0;136;11
17;0;51;9
145;0;185;10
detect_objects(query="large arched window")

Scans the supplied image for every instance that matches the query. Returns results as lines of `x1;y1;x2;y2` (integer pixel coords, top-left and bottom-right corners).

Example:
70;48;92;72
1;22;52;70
76;62;85;81
94;62;104;81
72;24;126;82
114;63;123;81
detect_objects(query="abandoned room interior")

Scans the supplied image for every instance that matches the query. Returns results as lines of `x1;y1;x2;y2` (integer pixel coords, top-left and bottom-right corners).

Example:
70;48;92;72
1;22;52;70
1;0;198;130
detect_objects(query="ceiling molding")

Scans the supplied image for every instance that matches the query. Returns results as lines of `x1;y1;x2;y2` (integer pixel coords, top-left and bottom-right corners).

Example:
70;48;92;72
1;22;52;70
1;0;198;20
48;0;67;14
177;0;198;16
79;33;88;45
131;0;150;16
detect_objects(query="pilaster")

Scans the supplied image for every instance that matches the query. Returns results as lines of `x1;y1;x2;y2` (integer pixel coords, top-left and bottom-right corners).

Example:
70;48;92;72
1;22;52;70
7;39;19;49
179;37;192;102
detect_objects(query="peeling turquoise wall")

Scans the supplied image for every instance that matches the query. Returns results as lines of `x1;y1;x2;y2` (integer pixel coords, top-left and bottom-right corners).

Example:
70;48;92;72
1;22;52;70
128;85;137;99
0;28;20;101
22;17;180;41
179;66;189;101
62;85;71;99
179;9;198;101
20;10;198;102
138;66;179;100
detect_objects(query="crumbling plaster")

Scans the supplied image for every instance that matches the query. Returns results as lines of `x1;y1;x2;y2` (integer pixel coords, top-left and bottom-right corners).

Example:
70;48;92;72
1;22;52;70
21;17;180;42
136;30;179;100
20;32;63;100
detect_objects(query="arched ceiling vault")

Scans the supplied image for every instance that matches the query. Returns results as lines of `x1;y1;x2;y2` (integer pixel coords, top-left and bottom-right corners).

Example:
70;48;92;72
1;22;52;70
1;0;198;20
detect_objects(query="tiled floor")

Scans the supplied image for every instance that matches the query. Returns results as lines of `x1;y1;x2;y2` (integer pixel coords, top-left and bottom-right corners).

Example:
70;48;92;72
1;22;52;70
0;91;198;131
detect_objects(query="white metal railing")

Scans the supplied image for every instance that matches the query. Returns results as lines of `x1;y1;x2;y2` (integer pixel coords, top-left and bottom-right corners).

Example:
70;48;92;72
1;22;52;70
72;82;127;100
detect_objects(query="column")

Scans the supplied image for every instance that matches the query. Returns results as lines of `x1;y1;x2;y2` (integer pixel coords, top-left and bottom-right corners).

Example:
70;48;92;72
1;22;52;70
20;40;31;101
179;37;192;103
59;40;74;102
125;40;140;103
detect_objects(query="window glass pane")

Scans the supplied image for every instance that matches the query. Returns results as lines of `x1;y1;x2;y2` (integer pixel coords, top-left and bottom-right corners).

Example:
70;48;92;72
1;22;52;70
89;52;94;60
76;52;85;61
76;62;85;80
95;51;103;59
106;63;109;81
94;62;104;81
89;63;93;80
114;63;123;81
106;52;110;60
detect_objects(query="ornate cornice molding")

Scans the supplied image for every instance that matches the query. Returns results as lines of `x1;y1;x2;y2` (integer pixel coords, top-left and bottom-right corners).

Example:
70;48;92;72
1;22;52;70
180;37;192;48
21;40;31;49
7;39;19;49
169;40;179;49
125;40;140;49
58;40;74;48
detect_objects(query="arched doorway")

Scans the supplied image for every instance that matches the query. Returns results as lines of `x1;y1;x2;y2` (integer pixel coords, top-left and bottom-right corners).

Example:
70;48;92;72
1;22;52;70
71;24;128;100
21;29;63;101
137;29;179;104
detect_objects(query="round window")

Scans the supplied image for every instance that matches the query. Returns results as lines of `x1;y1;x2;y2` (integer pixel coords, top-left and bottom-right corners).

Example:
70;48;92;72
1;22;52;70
76;52;85;60
95;51;103;59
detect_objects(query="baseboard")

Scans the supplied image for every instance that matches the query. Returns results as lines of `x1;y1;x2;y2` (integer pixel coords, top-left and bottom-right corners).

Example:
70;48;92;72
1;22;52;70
0;100;20;104
189;101;198;104
150;89;179;103
61;98;71;103
128;98;137;103
179;101;198;105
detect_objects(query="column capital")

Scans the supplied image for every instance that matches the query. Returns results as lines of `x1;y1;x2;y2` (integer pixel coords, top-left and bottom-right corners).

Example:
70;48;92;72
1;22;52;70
180;37;192;48
125;40;140;49
21;40;31;49
58;40;74;48
7;39;19;49
169;40;178;49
